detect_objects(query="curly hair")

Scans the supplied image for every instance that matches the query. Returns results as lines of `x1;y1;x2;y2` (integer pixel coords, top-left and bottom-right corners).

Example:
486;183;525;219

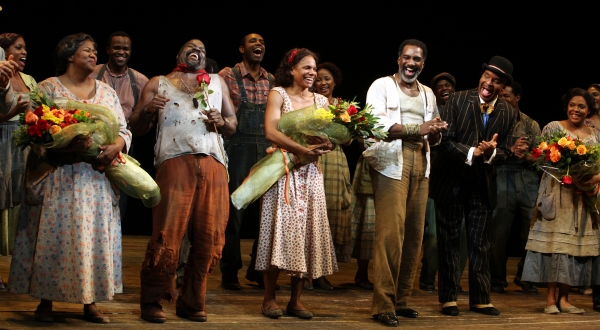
54;33;96;75
562;87;596;118
274;48;319;87
0;33;23;53
317;62;342;87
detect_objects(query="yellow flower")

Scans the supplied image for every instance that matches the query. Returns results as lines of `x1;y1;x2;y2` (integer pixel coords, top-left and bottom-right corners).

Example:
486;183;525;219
577;144;587;155
538;141;548;150
41;111;64;124
339;111;351;123
567;140;576;150
557;137;568;147
41;104;50;113
314;108;335;121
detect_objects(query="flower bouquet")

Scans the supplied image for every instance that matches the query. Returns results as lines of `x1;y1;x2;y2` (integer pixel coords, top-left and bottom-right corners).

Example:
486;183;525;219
531;130;600;213
230;99;387;210
14;92;162;208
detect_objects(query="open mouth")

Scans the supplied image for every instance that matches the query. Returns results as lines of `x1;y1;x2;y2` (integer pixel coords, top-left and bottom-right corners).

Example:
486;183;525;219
253;47;263;56
404;67;416;77
480;85;493;98
442;92;450;98
19;57;26;66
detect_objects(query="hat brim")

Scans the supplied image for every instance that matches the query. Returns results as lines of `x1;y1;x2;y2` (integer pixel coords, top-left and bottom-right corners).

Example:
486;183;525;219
482;63;513;85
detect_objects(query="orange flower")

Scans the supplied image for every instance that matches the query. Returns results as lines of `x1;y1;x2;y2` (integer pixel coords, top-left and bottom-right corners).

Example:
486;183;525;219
550;147;561;163
567;140;576;150
339;111;351;123
577;144;587;155
539;141;549;150
48;125;62;135
25;111;38;125
557;137;568;147
567;136;573;141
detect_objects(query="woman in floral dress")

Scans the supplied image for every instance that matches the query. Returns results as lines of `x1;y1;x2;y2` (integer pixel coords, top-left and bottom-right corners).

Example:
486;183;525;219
4;33;131;323
256;48;337;319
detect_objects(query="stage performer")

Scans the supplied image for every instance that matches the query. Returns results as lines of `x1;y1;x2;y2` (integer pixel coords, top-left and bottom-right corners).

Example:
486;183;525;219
129;39;237;323
429;56;518;317
363;39;447;327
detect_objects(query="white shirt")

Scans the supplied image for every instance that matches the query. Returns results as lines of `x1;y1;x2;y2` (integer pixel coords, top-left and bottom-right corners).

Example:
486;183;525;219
465;95;498;165
362;75;439;180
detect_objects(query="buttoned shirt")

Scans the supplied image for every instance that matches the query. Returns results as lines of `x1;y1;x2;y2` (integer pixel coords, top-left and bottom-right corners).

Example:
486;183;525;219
218;62;271;111
90;64;149;120
363;75;439;180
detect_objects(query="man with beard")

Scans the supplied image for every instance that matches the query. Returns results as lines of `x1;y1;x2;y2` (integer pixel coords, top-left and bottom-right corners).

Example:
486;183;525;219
129;39;237;323
90;31;149;224
429;56;519;317
363;39;447;327
490;81;540;295
217;33;274;290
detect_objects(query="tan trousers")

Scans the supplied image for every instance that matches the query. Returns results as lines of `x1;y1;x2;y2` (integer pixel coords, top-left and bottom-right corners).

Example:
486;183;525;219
370;143;428;315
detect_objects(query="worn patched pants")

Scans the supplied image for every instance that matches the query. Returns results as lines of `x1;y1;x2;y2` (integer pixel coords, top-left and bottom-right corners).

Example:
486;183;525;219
140;154;229;312
370;142;428;315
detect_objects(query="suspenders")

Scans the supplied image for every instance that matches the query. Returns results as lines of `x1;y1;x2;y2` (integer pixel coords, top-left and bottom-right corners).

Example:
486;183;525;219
97;64;140;109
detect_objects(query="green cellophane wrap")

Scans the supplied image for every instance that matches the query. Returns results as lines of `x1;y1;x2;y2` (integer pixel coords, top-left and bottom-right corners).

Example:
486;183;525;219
230;106;351;210
46;98;161;207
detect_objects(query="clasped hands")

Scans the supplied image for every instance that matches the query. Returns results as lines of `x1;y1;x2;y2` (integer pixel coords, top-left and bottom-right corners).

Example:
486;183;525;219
510;136;530;159
473;133;498;158
420;117;448;136
0;55;19;88
304;135;333;162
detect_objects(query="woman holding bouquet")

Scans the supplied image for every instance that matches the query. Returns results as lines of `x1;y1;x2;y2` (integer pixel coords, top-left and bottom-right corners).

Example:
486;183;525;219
3;33;131;323
522;88;600;314
0;33;36;290
312;62;352;290
256;48;338;319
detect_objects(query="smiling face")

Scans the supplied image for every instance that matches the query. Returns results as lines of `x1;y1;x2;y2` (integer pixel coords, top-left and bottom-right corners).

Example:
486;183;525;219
315;68;336;99
107;36;131;70
290;55;317;89
70;40;97;73
567;95;589;126
397;45;424;84
240;33;265;64
177;39;206;70
587;86;600;112
433;79;454;106
478;70;505;103
6;37;27;71
501;86;520;109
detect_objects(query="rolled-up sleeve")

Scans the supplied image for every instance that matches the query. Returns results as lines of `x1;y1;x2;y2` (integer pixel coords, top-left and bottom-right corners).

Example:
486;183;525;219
366;78;396;132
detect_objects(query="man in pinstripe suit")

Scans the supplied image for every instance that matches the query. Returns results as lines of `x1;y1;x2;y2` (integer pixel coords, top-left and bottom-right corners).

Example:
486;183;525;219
429;56;519;316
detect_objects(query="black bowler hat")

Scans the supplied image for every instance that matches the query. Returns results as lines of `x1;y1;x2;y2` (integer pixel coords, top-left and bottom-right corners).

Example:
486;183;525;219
482;56;513;85
430;72;456;89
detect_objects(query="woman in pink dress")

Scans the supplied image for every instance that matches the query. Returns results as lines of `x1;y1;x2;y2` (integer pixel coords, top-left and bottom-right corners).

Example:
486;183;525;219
255;48;338;319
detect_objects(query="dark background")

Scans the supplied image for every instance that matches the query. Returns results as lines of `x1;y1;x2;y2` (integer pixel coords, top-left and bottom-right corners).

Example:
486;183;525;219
2;3;598;243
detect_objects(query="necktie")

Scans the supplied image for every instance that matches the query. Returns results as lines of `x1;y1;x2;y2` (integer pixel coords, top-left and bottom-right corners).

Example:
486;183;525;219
480;104;494;127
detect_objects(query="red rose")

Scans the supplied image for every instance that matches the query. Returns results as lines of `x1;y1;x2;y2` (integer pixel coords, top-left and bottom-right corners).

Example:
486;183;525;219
347;105;358;115
531;148;542;158
562;175;573;184
33;106;44;117
196;70;211;85
358;116;366;122
545;149;551;161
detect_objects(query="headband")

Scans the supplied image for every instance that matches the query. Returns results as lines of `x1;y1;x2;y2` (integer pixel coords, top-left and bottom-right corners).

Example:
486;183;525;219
287;48;299;64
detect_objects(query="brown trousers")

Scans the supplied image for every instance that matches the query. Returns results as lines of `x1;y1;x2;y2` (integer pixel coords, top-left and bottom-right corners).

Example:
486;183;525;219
370;143;428;315
140;154;229;312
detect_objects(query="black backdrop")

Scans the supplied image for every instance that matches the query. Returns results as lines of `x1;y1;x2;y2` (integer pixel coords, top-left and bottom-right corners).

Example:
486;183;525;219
2;2;598;236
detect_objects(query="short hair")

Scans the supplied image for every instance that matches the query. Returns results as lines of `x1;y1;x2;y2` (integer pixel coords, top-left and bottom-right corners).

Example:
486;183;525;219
588;83;600;93
317;62;342;87
274;48;319;88
0;33;23;51
106;31;131;48
239;35;247;47
398;39;427;60
54;33;96;75
509;81;523;97
562;87;596;117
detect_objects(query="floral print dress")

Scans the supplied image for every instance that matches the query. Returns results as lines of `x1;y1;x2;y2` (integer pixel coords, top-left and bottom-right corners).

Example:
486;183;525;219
255;87;338;279
8;77;131;304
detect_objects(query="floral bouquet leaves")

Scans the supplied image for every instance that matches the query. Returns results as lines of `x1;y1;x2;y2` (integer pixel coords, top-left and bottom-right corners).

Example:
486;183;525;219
531;130;600;213
14;92;162;208
230;99;386;210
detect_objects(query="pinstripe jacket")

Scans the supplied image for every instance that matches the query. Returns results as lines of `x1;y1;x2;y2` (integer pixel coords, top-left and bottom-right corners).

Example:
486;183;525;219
429;88;518;209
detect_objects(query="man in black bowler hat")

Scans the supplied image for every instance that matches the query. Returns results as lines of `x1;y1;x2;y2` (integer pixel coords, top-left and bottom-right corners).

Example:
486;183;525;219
429;56;519;317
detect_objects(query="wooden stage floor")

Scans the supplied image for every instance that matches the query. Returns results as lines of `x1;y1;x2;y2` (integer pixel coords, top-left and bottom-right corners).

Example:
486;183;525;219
0;236;599;329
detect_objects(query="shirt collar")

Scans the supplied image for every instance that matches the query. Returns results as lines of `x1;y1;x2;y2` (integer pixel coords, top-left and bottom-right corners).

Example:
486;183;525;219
105;63;129;78
236;62;268;80
478;95;498;106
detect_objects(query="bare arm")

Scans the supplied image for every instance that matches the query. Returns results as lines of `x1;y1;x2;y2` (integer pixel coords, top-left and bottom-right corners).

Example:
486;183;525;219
128;76;167;136
264;90;329;162
206;75;237;136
